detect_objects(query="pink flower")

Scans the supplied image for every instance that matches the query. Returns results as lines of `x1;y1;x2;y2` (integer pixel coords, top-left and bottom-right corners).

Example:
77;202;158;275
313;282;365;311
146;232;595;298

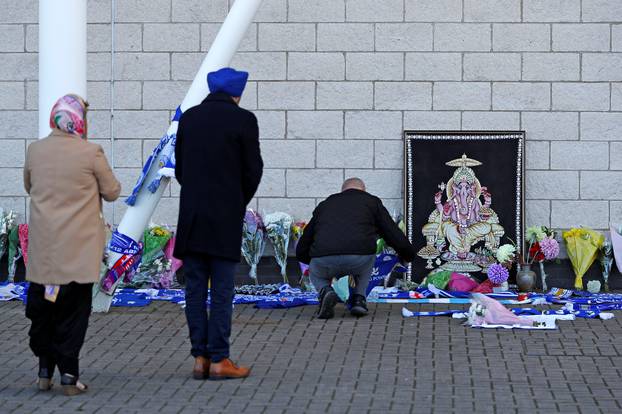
540;237;560;261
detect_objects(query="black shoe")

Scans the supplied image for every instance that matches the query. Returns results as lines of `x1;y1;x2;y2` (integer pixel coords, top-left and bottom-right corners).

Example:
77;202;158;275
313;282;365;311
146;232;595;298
349;294;368;317
317;287;338;319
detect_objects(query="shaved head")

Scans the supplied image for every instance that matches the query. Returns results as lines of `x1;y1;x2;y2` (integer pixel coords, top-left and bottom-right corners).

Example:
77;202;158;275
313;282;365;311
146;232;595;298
342;177;366;192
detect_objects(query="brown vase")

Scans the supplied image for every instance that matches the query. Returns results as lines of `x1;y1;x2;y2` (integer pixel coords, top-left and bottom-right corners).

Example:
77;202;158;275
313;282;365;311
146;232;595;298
516;264;537;292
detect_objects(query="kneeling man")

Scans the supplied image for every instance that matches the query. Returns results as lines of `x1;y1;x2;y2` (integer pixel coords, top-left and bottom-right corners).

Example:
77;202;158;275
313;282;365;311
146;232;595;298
296;178;416;319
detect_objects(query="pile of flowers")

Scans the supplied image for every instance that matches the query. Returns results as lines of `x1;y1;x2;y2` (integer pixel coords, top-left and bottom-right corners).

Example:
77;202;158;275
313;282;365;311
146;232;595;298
526;226;560;263
128;224;178;288
525;226;560;291
563;227;604;290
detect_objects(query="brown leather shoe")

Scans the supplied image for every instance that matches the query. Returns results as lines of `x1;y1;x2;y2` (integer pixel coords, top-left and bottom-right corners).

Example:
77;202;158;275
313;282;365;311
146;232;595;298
208;358;250;380
192;356;210;380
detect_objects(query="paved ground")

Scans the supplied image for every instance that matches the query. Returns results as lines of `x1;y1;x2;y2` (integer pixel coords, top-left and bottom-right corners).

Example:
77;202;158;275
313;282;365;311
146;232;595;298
1;301;622;414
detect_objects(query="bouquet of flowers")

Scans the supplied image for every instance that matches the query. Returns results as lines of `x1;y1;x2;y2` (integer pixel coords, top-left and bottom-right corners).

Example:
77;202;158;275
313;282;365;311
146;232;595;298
18;224;29;266
599;238;613;292
0;209;17;262
160;237;182;288
122;224;173;288
563;227;604;290
142;224;172;264
241;210;266;284
6;223;28;282
7;226;21;282
130;252;172;288
291;221;313;291
611;224;622;274
264;212;293;284
525;226;560;291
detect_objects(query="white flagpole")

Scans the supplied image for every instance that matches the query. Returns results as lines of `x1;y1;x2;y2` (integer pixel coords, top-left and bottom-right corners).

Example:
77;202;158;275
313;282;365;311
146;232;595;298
93;0;264;311
38;0;87;138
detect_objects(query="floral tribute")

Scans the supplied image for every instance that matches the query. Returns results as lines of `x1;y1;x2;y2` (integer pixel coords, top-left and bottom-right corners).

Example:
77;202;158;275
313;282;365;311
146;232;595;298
563;227;604;290
291;221;313;291
241;210;266;284
0;209;17;263
264;212;293;284
525;226;560;291
129;224;174;288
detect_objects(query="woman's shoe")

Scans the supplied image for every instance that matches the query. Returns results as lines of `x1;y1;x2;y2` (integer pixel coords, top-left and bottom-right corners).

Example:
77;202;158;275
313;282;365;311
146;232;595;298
37;377;53;391
60;374;88;396
37;361;54;391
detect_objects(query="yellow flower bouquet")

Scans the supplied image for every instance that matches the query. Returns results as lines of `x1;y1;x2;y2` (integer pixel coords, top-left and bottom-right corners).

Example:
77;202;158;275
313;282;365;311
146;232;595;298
562;227;604;290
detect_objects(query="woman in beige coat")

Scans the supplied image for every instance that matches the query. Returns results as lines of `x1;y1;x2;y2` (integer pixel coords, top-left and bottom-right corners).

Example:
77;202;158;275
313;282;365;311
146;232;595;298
23;94;120;395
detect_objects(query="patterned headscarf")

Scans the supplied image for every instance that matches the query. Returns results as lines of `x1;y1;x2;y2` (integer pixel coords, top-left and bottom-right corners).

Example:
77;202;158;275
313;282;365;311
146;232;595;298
49;94;87;139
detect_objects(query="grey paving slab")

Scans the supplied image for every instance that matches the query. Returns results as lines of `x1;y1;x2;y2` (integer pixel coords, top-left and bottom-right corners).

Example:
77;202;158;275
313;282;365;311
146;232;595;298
0;301;621;413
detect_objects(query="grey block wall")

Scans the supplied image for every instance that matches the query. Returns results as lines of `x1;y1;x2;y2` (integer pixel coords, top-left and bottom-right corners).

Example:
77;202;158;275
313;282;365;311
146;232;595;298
1;0;621;230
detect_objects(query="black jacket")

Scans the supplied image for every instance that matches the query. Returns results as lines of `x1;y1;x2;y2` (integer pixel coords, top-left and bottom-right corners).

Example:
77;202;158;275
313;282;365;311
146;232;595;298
174;93;263;261
295;189;416;265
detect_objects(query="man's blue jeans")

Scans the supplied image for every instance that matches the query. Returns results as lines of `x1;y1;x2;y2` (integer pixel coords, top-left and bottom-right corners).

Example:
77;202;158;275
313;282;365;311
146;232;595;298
183;253;236;363
309;254;376;297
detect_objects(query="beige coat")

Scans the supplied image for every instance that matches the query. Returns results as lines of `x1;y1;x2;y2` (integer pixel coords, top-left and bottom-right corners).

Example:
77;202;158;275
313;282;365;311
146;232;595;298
23;130;121;285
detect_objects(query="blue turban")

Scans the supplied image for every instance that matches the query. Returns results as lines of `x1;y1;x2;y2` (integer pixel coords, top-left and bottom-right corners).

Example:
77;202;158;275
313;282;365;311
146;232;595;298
207;67;249;97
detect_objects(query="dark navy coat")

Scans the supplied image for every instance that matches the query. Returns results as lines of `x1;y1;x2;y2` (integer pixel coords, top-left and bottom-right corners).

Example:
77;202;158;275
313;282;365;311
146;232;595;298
174;93;263;261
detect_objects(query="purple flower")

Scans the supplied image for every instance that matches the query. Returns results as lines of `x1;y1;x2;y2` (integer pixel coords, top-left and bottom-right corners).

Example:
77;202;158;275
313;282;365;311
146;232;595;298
540;237;560;261
244;210;264;234
488;263;509;285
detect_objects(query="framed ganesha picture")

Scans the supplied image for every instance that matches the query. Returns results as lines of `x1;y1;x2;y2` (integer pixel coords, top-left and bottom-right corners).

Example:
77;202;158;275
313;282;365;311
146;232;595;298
403;131;525;282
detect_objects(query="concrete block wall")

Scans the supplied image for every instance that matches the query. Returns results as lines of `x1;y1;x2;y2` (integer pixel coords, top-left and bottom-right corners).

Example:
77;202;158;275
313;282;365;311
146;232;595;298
1;0;621;232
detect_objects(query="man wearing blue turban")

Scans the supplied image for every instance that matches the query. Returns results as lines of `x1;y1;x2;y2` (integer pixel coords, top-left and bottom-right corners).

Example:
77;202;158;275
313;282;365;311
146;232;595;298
174;67;263;380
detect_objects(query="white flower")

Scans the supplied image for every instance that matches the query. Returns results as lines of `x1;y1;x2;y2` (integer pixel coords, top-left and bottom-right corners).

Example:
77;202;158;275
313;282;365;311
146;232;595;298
496;244;516;263
526;226;546;243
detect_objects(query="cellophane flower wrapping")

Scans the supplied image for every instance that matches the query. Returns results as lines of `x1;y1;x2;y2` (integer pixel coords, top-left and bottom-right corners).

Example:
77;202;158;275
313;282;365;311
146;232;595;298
143;224;172;263
468;293;534;327
7;226;21;282
241;210;266;284
291;221;313;291
0;209;16;262
158;236;182;288
265;212;293;284
18;224;28;266
130;252;172;288
125;224;172;288
563;227;604;290
610;224;622;274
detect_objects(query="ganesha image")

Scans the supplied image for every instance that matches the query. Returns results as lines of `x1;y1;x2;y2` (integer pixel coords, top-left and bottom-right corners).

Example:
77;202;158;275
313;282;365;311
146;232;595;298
417;154;505;273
